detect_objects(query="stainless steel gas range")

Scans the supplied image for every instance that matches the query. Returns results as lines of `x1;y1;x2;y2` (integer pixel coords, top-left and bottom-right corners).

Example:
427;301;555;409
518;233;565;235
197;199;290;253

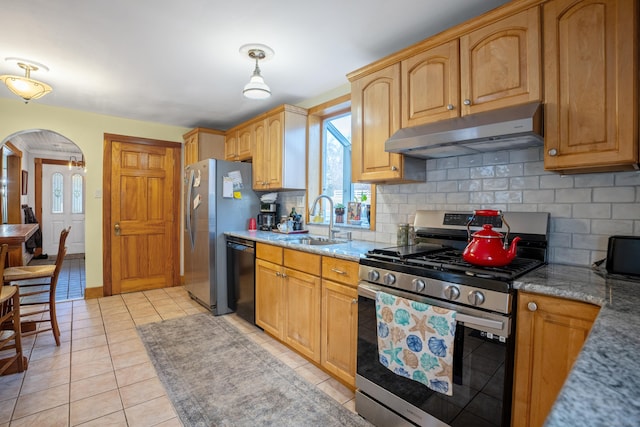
355;210;549;427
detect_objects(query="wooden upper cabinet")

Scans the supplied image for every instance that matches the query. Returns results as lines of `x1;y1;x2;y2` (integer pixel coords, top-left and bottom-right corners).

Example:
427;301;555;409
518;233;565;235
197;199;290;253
402;40;460;127
543;0;638;172
351;64;405;182
252;105;307;191
183;128;225;166
459;7;542;115
225;124;253;161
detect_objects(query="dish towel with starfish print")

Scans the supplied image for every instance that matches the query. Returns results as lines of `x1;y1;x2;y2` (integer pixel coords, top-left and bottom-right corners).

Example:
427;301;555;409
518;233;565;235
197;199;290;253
375;291;457;396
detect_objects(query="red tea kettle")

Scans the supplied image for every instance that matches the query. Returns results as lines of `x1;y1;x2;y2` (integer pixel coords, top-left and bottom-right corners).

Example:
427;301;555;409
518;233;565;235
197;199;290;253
462;210;521;267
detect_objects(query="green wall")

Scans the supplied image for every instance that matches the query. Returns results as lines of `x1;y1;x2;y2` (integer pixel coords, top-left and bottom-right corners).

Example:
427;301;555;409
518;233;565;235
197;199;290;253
0;97;190;292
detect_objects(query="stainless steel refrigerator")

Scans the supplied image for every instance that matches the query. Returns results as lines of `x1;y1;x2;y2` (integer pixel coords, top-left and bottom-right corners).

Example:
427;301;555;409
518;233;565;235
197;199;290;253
184;158;258;314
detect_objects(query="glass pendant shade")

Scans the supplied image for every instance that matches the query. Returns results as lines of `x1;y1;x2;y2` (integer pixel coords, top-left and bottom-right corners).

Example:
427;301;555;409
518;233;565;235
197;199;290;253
0;75;52;102
243;65;271;99
0;60;53;103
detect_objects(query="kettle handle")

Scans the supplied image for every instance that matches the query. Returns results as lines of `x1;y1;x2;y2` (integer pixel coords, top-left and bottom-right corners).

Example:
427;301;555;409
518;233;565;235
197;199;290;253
466;210;511;245
474;209;501;216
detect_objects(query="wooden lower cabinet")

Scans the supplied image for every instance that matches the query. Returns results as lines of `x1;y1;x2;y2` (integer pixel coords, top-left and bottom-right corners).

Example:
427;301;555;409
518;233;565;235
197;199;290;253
255;244;360;387
512;291;600;427
255;245;321;362
283;267;321;362
321;279;358;387
255;258;284;339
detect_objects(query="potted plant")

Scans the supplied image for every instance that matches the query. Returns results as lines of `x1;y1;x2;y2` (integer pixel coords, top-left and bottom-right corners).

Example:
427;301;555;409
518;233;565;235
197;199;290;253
334;203;345;223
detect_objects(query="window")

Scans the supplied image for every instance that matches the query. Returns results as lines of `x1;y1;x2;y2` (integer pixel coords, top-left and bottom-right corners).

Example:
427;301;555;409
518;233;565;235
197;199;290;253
52;172;63;213
308;97;373;229
71;174;84;214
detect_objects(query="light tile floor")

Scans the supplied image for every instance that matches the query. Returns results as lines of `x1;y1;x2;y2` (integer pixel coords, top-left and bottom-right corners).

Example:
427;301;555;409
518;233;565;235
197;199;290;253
0;287;357;426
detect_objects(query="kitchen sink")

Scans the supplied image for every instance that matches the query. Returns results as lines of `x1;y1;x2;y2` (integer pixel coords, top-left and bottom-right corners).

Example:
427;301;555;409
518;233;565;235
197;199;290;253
280;236;346;246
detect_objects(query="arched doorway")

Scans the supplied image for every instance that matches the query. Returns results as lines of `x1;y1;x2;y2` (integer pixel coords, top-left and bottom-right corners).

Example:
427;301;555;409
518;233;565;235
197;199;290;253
2;129;86;301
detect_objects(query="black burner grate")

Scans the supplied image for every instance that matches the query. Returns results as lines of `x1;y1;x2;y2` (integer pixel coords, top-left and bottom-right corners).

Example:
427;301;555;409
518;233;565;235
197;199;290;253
365;246;543;281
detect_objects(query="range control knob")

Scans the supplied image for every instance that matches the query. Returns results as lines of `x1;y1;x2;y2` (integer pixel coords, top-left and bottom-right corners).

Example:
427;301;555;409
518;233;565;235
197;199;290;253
368;270;380;282
412;279;426;293
444;285;460;300
468;290;485;306
383;273;396;286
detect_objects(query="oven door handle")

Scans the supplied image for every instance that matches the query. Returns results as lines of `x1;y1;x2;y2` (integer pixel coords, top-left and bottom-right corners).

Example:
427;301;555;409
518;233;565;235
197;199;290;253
358;282;505;333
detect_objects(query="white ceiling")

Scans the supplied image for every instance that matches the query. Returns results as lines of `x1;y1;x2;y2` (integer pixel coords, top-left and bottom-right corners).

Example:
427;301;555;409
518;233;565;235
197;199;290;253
2;0;509;137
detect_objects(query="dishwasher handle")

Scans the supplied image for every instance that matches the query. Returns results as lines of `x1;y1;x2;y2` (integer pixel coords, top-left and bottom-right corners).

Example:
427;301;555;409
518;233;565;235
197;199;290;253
226;240;255;254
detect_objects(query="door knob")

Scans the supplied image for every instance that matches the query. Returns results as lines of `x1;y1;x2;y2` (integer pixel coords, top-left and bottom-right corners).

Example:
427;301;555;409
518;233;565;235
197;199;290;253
447;104;454;110
463;99;471;106
114;223;121;236
548;149;558;156
527;302;538;312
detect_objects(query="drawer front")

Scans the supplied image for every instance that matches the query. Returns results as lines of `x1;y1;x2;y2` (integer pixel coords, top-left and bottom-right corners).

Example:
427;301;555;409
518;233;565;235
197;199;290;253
256;243;283;265
284;249;321;276
322;257;359;287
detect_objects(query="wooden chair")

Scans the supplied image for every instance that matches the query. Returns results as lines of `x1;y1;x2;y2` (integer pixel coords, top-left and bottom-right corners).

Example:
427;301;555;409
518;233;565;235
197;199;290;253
3;227;70;346
0;244;25;375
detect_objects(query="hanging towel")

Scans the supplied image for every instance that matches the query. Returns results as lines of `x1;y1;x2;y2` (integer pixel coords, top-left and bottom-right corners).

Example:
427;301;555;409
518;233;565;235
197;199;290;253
375;291;457;396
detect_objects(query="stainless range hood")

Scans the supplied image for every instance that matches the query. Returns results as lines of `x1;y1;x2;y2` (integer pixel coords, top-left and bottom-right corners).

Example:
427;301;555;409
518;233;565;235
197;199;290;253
385;102;543;159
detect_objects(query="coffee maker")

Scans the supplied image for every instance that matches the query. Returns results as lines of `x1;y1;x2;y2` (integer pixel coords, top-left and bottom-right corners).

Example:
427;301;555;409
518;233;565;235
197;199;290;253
257;203;280;231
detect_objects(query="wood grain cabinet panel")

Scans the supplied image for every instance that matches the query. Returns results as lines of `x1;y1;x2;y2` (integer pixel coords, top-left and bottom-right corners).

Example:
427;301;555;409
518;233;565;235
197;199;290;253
543;0;638;172
460;7;542;115
321;279;358;387
255;257;284;339
255;244;321;362
512;291;600;427
224;124;253;161
402;40;460;127
351;64;405;183
183;128;225;165
252;105;307;190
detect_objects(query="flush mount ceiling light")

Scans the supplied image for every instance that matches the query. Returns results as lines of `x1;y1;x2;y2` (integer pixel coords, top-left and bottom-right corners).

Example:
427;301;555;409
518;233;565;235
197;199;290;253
0;57;53;103
240;44;274;100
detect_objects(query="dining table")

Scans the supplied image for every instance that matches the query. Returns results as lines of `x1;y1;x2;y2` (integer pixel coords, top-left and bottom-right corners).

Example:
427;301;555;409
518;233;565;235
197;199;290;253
0;223;39;266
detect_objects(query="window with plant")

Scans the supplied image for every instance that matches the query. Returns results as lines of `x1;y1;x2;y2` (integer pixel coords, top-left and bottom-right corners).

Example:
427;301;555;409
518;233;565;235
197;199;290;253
320;111;371;227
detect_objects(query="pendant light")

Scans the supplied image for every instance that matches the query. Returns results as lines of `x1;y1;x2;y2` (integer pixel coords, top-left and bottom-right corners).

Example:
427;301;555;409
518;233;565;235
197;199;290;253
240;44;274;100
0;58;53;103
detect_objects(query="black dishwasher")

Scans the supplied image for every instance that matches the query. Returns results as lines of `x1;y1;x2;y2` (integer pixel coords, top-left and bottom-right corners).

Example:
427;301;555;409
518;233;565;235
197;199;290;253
226;236;256;325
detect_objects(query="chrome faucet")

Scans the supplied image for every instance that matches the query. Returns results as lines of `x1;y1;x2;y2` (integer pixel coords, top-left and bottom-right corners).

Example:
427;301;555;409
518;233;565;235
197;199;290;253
310;195;339;239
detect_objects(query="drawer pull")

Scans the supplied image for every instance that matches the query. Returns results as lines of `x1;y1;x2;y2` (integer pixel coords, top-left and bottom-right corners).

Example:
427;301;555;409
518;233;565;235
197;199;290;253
331;268;347;275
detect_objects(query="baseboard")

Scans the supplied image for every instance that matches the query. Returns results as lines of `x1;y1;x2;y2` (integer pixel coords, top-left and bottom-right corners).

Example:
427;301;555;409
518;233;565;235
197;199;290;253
84;286;103;299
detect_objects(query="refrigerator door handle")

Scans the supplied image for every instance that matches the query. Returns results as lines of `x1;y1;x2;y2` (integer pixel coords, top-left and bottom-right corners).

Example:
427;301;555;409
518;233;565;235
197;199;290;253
186;169;196;249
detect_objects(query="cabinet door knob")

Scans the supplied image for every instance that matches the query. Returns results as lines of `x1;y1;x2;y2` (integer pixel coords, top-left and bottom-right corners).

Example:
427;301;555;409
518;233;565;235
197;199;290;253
548;149;558;156
352;299;358;305
527;301;538;312
447;104;454;111
463;99;471;106
391;166;398;171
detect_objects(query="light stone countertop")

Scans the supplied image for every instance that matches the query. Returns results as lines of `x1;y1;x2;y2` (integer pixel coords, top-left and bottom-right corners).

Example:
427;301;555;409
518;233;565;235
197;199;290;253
226;231;640;425
225;230;380;261
514;265;640;427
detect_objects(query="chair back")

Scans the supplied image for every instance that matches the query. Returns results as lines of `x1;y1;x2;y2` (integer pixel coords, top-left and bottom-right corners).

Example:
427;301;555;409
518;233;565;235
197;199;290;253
50;228;71;295
0;244;8;279
56;227;71;260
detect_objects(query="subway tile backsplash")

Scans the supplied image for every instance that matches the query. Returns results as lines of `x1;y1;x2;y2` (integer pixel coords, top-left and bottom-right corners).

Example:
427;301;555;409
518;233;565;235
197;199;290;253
280;146;640;267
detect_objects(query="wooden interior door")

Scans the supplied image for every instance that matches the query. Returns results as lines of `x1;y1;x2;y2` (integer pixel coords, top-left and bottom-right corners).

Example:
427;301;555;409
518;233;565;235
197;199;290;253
103;134;180;295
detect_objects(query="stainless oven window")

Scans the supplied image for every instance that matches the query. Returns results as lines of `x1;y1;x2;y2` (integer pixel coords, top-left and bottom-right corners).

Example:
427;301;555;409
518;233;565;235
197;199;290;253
356;287;514;427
